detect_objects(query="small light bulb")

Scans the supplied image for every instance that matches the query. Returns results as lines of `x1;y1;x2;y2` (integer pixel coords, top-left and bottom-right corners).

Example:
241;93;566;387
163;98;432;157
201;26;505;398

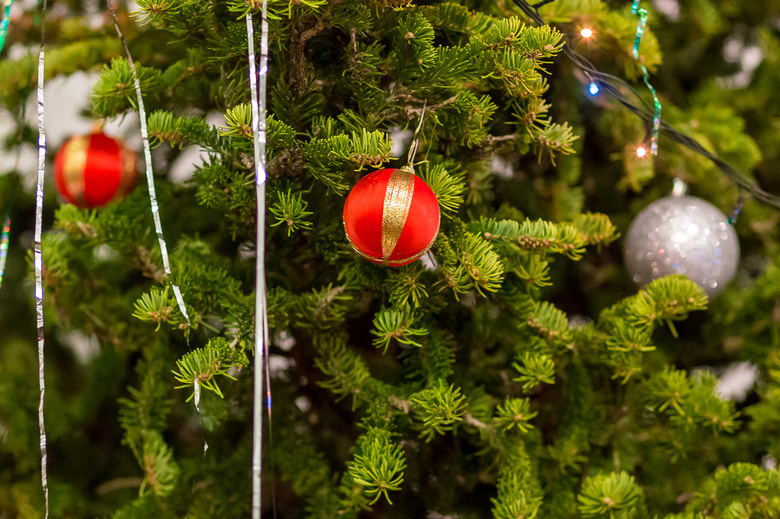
636;146;647;158
588;82;600;95
581;28;593;38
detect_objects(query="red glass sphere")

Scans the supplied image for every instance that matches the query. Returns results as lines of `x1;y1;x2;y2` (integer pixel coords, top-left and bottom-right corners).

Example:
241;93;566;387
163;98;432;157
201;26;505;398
54;132;137;209
343;168;440;266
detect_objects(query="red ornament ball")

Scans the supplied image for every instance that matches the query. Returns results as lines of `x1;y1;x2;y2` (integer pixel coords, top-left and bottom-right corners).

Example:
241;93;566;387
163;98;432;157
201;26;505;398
343;167;440;266
54;132;138;209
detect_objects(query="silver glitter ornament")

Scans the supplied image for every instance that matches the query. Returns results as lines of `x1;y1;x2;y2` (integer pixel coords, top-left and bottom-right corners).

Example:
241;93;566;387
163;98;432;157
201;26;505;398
624;186;739;298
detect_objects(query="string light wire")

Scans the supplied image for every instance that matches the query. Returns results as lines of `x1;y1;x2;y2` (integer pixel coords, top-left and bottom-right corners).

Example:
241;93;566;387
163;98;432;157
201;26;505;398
510;0;780;210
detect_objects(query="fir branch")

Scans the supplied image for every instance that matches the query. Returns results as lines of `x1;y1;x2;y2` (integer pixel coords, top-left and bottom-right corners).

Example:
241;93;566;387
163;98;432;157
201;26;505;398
394;12;437;73
512;253;552;287
416;3;495;37
493;397;537;433
172;338;247;400
295;284;351;331
346;128;392;170
139;431;180;497
431;233;472;298
577;472;643;518
643;367;740;437
371;305;428;351
491;441;543;519
400;331;456;385
512;352;555;392
133;287;180;331
315;336;373;408
409;381;468;441
269;189;314;235
473;217;587;260
347;428;406;505
117;341;175;495
385;264;429;308
0;37;123;107
625;275;708;334
524;300;573;349
570;212;620;248
147;110;225;151
450;228;505;295
91;57;161;117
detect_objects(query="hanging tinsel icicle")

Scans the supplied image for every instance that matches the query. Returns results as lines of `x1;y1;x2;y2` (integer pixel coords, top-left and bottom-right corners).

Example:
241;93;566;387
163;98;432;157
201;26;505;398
245;1;271;516
106;2;191;327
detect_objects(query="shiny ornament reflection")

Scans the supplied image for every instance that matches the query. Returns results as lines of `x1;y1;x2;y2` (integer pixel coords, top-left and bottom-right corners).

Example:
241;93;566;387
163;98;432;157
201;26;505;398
624;194;739;297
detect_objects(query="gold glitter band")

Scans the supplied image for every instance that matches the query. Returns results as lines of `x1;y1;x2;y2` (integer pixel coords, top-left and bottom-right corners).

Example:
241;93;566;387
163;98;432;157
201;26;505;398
381;169;415;264
349;228;438;266
62;136;89;206
111;144;136;204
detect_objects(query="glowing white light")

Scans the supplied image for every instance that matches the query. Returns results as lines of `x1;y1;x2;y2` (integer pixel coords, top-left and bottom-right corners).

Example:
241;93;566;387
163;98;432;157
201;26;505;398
581;28;593;38
636;146;647;158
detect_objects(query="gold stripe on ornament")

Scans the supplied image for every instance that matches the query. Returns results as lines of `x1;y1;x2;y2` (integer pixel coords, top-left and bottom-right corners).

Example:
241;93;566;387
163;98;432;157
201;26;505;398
381;169;415;265
110;144;136;203
351;227;438;266
63;136;89;206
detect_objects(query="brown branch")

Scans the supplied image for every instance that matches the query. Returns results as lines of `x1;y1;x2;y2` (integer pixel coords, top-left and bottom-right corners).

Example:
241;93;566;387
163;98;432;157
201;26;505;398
95;477;143;495
134;246;167;283
464;412;489;429
483;133;519;144
289;17;328;94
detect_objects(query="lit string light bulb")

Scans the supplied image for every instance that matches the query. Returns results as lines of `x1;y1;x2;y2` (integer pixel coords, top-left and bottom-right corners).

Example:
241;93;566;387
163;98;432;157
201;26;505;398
636;146;647;158
580;27;593;38
588;82;600;95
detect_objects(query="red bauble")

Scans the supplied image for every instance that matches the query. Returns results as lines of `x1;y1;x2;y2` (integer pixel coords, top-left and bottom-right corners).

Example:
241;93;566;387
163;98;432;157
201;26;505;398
343;167;440;266
54;132;137;209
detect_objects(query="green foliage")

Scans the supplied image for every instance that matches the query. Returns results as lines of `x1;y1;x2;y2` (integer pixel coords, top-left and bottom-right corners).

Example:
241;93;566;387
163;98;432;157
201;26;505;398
1;0;779;516
133;286;181;330
91;57;161;116
172;337;248;400
314;336;373;408
577;471;643;519
643;367;739;437
494;396;537;433
418;163;466;216
269;189;315;235
371;304;427;351
491;441;543;519
347;427;406;505
409;381;468;441
513;352;555;392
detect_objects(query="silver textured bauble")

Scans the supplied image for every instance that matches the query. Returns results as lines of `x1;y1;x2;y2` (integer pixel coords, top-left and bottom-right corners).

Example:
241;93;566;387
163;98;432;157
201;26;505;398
624;194;739;297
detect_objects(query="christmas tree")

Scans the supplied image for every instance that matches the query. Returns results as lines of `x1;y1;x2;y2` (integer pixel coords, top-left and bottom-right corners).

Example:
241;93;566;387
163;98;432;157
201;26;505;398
2;0;780;517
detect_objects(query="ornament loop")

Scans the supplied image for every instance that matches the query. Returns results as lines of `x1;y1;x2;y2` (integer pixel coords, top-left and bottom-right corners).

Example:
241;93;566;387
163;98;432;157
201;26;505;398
672;178;688;197
407;101;427;168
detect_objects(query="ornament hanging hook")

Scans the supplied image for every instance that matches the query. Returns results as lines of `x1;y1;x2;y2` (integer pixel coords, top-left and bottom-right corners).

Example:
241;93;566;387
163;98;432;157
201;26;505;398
407;101;427;167
672;177;688;197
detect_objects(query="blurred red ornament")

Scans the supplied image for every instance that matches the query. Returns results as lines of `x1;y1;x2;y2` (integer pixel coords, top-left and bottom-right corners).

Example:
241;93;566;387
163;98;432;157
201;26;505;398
54;132;137;209
343;167;440;267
